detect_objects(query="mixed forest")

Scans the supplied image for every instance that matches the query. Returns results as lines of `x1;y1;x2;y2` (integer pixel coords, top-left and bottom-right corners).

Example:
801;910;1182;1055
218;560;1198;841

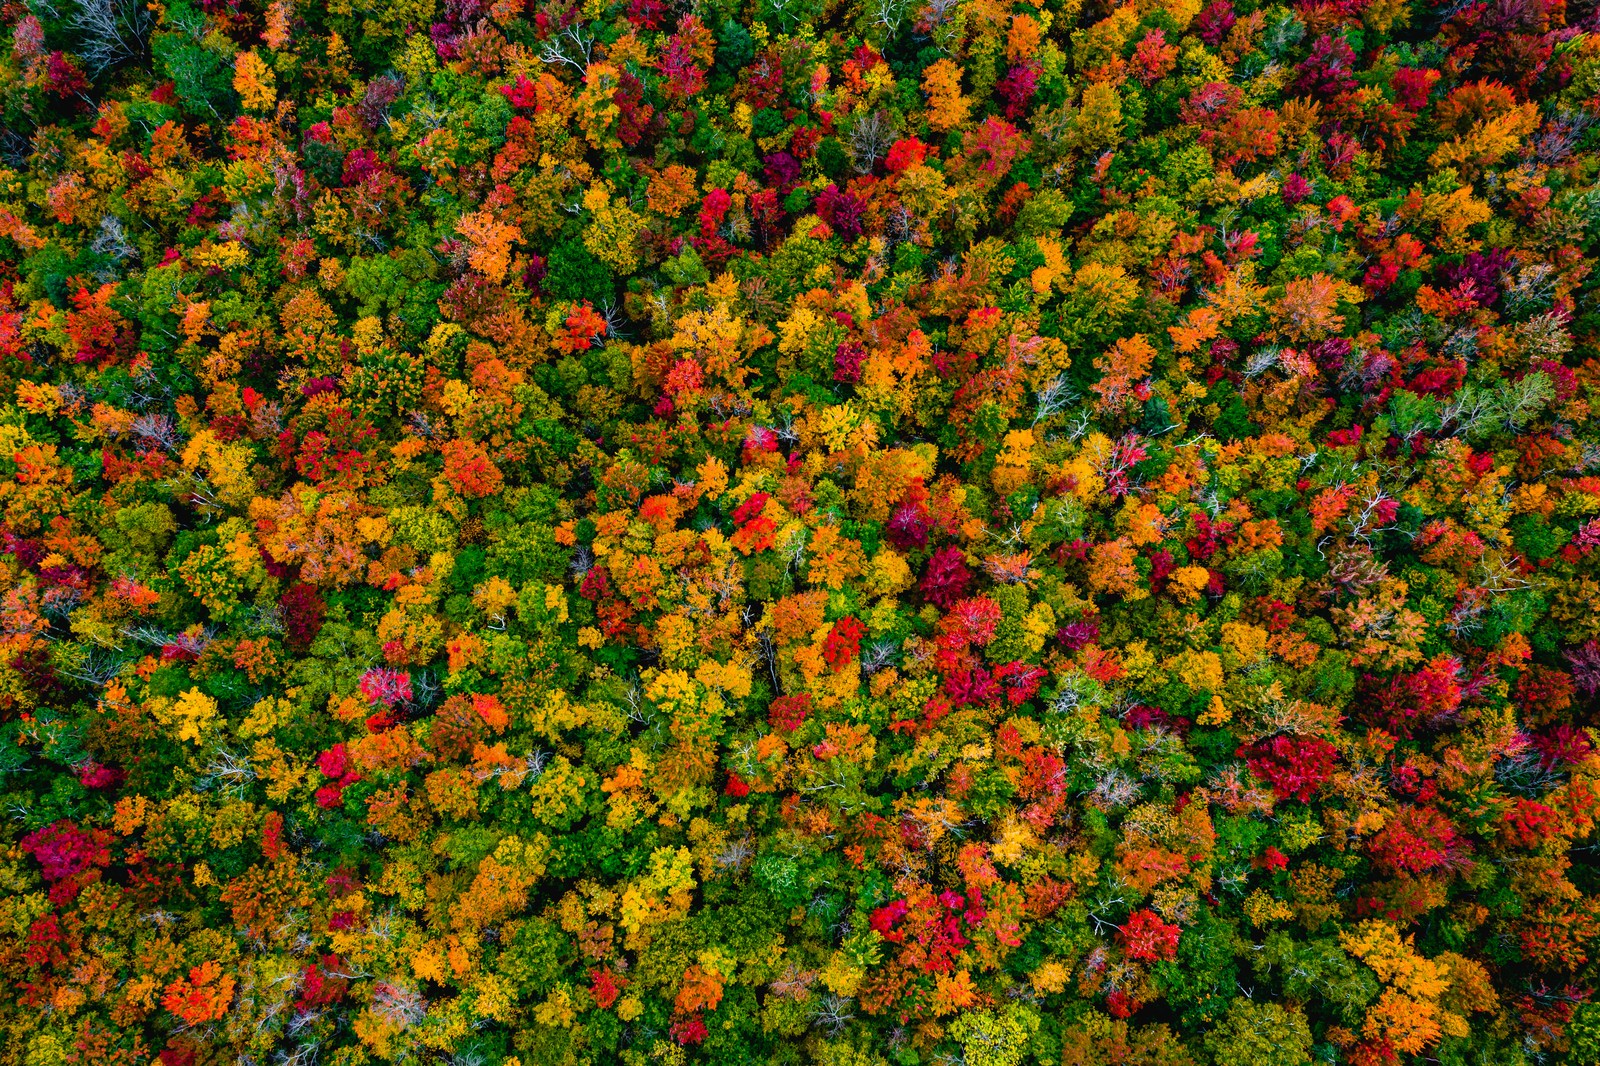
0;0;1599;1060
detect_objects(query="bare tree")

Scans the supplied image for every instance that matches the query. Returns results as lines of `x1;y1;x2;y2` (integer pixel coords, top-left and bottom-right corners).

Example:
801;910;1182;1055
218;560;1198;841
63;0;152;74
538;24;594;72
844;110;896;174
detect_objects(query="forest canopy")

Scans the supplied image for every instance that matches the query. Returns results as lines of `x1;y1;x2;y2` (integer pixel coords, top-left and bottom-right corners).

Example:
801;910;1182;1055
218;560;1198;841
0;0;1598;1061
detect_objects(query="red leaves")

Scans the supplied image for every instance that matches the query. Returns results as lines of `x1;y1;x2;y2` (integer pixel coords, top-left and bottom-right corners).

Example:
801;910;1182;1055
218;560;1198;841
1366;655;1468;737
885;137;929;172
1119;908;1181;962
1369;806;1467;875
296;956;349;1010
768;693;811;733
316;743;361;809
64;284;135;366
920;545;972;607
870;899;910;941
1244;735;1339;802
589;967;624;1008
21;821;112;900
823;616;866;671
279;583;326;650
498;74;539;109
731;492;777;554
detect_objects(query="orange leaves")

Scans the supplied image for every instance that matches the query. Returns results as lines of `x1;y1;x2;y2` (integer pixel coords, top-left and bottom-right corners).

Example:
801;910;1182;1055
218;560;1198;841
233;51;276;112
1203;262;1271;328
1091;334;1156;412
1273;273;1361;342
674;965;724;1014
1167;306;1223;353
472;694;509;733
922;59;971;132
768;591;828;646
1429;97;1538;177
638;494;684;535
1087;537;1147;600
161;961;235;1025
456;209;520;284
439;438;504;499
65;283;133;365
806;525;866;590
930;968;979;1014
647;163;699;217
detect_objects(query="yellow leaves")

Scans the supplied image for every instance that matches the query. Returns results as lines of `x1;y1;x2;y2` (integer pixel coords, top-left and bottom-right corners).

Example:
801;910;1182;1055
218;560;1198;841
1242;888;1293;927
922;59;971;132
470;973;518;1024
528;756;594;822
15;379;60;416
189;240;249;271
1417;186;1494;254
1030;959;1071;995
695;658;752;698
618;846;697;945
997;429;1036;468
777;304;822;359
1030;237;1071;295
1220;620;1269;665
867;548;913;596
1341;920;1447;995
671;303;766;389
574;63;623;149
181;429;257;507
1070;262;1139;317
1337;918;1462;1052
1169;565;1211;604
233;51;276;112
1019;601;1057;653
1167;647;1224;693
156;687;218;744
645;668;699;715
456;209;519;284
1075;82;1124;152
819;951;866;996
1428;101;1539;176
582;184;644;274
812;401;878;454
1203;261;1271;327
991;817;1038;865
243;694;297;736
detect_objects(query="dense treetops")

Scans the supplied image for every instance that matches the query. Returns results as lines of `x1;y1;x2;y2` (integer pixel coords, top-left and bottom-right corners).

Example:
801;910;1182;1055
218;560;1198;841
0;0;1598;1061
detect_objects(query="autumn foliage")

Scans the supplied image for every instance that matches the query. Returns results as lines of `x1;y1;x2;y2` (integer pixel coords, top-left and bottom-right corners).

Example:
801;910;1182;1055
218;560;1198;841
0;0;1598;1063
